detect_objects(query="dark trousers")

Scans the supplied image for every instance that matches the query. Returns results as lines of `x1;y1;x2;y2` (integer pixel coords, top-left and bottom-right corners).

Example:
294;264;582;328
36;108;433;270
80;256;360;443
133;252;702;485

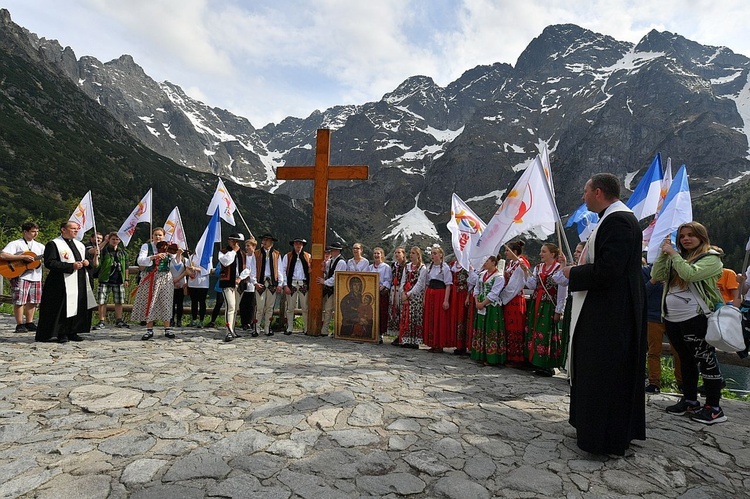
172;287;184;326
210;291;224;323
240;291;256;328
665;314;723;407
190;287;208;322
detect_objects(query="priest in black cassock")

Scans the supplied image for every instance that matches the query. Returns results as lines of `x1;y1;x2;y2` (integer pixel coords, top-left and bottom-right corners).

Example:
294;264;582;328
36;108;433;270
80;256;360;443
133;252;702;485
36;221;97;343
562;173;647;456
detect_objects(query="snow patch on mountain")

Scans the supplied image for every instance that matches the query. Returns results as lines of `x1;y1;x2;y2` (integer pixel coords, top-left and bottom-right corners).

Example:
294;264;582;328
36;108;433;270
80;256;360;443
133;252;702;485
384;194;439;242
723;72;750;159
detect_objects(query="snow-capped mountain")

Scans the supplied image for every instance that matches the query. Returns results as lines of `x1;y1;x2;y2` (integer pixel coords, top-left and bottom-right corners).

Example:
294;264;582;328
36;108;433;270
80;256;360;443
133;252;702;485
10;14;750;253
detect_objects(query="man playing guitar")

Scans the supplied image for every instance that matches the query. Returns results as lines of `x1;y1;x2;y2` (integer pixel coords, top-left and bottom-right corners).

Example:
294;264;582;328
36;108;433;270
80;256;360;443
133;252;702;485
0;221;45;333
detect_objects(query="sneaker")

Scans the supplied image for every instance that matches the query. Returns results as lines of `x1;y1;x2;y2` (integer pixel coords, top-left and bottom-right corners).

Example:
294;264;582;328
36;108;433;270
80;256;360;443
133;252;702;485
666;397;701;415
251;331;259;337
115;320;130;329
14;324;27;333
223;333;234;342
690;405;727;425
24;322;37;332
645;384;660;394
95;321;106;330
141;330;154;341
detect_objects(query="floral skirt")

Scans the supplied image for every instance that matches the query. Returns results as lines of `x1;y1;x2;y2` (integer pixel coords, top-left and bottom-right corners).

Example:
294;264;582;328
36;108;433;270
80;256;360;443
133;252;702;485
471;304;506;364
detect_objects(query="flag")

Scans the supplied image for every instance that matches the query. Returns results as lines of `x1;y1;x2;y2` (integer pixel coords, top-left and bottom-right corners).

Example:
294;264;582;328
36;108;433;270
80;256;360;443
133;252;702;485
69;190;96;241
565;202;599;242
641;157;673;248
447;194;486;270
207;179;237;226
471;156;559;268
117;189;152;247
538;141;555;197
647;165;692;263
195;208;221;271
746;235;750;252
163;206;188;250
626;153;663;221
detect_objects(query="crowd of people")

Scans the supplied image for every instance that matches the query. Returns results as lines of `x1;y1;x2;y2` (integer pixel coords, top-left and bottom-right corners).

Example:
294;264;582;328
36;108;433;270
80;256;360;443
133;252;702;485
2;173;748;455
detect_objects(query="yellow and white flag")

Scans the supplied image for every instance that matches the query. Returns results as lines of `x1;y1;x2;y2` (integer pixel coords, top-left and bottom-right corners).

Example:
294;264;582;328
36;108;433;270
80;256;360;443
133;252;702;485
117;189;152;247
447;193;486;270
206;179;237;226
164;206;188;250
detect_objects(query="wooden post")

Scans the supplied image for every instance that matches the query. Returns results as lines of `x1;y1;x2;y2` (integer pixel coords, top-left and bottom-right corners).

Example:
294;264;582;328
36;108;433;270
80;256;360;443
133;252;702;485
276;129;368;336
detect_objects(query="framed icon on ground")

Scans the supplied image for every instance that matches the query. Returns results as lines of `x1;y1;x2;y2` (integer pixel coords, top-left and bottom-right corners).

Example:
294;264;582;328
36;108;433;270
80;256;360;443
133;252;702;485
334;271;379;342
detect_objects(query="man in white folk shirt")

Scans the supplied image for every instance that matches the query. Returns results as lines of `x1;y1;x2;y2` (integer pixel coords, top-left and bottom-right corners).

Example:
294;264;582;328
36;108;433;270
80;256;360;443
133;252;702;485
281;238;312;335
255;233;282;337
317;241;347;336
367;247;392;344
0;221;45;333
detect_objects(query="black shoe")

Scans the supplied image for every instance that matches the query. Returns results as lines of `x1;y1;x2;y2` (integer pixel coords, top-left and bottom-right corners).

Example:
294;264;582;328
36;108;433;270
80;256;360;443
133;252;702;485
141;330;154;341
453;348;466;356
284;330;292;336
233;331;241;338
15;324;27;333
224;333;234;342
689;404;727;425
266;331;274;336
24;322;37;332
116;320;130;329
378;338;383;344
251;331;259;337
69;334;84;342
645;384;660;394
207;322;216;328
666;397;701;415
391;338;400;346
56;336;69;343
164;329;175;339
533;368;554;377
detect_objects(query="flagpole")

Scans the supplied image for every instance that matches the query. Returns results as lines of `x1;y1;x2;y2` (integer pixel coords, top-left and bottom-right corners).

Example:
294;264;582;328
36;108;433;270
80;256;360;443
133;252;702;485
235;207;254;240
557;220;574;264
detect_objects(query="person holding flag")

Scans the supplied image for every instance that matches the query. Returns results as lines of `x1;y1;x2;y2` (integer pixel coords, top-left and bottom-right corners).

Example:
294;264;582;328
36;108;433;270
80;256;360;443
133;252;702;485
499;240;531;365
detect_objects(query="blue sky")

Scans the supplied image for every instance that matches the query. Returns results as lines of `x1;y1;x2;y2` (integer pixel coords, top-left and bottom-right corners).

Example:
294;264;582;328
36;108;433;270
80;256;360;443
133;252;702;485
5;0;750;127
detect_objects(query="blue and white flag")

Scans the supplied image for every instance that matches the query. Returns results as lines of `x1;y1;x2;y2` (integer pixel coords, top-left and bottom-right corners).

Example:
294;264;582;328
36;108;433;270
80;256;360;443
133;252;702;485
195;208;221;272
626;153;663;221
647;165;692;263
565;202;599;242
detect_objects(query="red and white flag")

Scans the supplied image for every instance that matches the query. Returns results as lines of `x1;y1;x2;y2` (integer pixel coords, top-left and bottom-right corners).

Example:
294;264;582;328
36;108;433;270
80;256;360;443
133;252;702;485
163;206;188;250
447;194;486;270
471;156;559;268
207;179;237;226
69;190;96;241
117;189;152;247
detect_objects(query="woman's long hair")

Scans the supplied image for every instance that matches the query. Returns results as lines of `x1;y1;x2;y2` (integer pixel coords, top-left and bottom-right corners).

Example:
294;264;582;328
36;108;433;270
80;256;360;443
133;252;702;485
671;221;712;289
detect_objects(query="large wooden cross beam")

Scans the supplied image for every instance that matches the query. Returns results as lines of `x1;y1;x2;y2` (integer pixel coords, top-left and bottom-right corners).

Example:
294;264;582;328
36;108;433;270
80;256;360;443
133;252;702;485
276;129;369;336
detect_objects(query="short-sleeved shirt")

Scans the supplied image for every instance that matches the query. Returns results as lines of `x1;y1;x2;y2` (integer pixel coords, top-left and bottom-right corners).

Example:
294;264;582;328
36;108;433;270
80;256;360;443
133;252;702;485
717;268;738;303
2;239;45;281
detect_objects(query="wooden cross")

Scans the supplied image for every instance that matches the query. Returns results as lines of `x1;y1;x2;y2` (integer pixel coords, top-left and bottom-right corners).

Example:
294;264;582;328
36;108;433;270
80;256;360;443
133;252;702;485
276;129;369;336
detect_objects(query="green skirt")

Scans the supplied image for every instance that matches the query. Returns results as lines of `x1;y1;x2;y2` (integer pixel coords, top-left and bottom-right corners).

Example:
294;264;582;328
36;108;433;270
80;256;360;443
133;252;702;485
471;304;506;365
526;300;566;369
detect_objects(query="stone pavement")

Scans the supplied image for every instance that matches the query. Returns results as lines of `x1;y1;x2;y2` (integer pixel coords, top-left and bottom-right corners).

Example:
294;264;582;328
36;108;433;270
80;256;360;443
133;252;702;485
0;315;748;499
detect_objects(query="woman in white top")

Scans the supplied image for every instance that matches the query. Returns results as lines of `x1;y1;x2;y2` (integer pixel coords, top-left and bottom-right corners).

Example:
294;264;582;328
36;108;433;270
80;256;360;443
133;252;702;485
471;256;506;365
399;246;427;348
417;245;453;352
346;242;369;271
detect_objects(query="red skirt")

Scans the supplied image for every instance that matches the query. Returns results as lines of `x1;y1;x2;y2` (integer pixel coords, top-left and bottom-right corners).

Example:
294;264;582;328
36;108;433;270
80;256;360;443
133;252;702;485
423;287;454;348
450;287;470;349
503;294;527;362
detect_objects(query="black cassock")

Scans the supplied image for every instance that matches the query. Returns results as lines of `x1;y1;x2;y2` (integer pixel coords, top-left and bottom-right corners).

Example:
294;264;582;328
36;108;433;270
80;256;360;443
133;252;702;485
568;210;647;455
36;239;94;341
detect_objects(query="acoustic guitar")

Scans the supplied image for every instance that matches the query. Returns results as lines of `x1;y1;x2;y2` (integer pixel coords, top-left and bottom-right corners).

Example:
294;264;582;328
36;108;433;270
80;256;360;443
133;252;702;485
0;252;43;279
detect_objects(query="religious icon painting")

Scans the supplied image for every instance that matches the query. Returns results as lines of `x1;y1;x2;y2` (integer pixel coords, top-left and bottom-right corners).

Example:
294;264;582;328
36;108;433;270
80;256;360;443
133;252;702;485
334;271;379;342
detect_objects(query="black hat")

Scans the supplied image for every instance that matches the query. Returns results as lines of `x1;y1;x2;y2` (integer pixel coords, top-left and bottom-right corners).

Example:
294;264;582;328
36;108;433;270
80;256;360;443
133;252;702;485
289;238;307;246
259;233;277;242
228;233;245;241
326;241;343;251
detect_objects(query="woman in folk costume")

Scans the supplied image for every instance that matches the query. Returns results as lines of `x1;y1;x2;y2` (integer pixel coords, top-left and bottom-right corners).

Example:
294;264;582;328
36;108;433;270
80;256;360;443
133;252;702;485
464;265;480;356
399;246;427;349
524;242;567;376
132;227;182;340
449;256;472;355
389;247;407;345
421;245;453;353
471;256;507;365
499;240;531;365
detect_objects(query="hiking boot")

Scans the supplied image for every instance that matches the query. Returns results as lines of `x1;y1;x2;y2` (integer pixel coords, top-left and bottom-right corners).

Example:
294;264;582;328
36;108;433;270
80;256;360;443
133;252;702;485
690;405;727;425
645;384;660;394
666;397;701;415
